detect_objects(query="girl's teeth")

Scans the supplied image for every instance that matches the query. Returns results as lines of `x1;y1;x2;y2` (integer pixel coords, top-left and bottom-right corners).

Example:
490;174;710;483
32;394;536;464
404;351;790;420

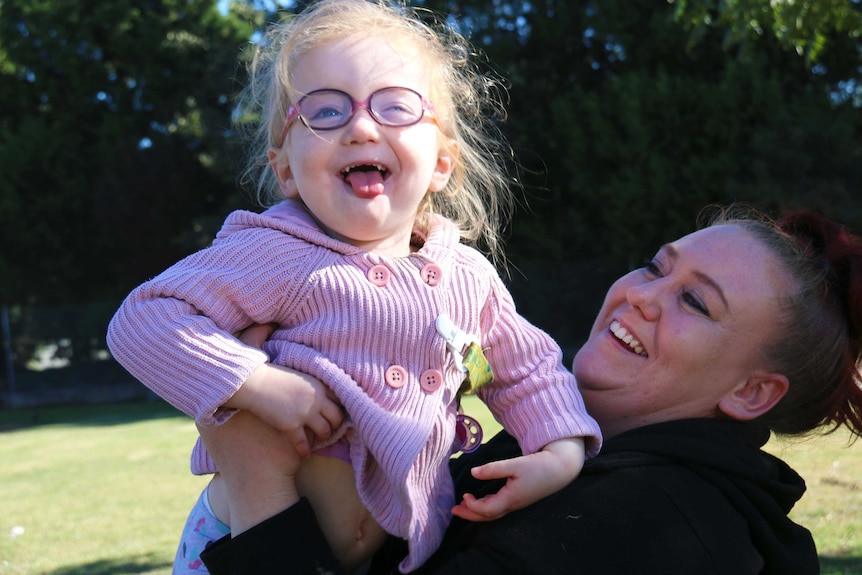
610;320;647;357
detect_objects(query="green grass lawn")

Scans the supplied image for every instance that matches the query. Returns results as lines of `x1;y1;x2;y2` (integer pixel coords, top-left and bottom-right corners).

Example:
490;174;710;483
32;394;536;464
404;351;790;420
0;402;209;575
767;430;862;574
0;398;860;574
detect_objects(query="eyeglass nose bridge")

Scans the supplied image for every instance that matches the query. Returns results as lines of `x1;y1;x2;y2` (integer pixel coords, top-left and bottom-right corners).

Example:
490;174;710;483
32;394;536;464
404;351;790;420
323;91;401;130
342;99;379;126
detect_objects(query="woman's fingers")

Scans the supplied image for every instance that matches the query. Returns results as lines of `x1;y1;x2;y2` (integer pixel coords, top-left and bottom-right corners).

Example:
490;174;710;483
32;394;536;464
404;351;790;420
235;322;276;348
198;410;302;480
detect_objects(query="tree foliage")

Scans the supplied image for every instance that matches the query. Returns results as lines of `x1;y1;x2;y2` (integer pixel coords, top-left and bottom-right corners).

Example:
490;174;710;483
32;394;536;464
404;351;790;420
0;0;260;305
670;0;862;64
0;0;860;351
418;0;862;345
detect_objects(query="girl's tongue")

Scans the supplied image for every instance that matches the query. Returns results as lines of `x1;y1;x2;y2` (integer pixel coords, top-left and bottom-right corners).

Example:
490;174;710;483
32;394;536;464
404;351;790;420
345;169;384;198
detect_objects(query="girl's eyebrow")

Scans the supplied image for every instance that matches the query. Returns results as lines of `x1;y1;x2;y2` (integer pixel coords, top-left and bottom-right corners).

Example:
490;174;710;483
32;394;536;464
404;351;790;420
660;243;730;311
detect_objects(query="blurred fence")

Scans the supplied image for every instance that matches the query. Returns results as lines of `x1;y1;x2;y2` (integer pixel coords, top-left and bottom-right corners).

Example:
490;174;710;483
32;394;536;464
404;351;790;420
0;258;617;408
0;302;148;407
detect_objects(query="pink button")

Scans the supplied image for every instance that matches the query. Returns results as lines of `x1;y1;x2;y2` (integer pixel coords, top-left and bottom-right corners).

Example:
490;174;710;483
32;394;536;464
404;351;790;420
420;263;443;286
419;369;443;393
367;264;391;287
385;365;408;389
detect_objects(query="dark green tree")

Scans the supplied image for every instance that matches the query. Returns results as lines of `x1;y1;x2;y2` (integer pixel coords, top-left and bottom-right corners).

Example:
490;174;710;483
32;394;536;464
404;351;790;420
418;0;861;347
0;0;260;306
1;0;859;355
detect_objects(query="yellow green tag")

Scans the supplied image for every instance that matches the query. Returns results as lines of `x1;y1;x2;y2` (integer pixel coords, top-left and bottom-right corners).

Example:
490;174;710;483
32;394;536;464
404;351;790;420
460;342;494;394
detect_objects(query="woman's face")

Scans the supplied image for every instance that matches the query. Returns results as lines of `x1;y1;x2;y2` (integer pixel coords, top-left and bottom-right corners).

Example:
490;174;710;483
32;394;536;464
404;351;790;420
573;224;792;437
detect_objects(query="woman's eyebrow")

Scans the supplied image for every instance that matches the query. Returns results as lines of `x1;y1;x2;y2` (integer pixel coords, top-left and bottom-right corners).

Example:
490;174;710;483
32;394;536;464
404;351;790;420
661;243;729;311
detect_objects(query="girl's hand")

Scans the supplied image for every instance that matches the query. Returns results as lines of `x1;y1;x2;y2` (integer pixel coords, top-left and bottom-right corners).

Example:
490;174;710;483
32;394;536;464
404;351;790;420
225;323;344;458
451;437;585;522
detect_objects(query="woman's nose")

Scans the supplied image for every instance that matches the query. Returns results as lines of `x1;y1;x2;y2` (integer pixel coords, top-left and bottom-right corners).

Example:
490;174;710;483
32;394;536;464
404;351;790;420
626;281;661;321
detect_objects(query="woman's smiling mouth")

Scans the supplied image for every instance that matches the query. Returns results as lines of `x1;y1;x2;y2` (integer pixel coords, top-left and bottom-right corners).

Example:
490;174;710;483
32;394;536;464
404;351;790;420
610;320;647;356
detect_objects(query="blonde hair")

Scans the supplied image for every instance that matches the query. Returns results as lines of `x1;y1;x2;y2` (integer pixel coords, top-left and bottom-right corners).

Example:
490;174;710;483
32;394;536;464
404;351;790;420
235;0;514;265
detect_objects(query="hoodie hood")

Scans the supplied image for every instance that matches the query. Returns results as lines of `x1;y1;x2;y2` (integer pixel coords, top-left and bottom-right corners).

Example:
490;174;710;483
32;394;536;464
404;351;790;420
589;419;818;575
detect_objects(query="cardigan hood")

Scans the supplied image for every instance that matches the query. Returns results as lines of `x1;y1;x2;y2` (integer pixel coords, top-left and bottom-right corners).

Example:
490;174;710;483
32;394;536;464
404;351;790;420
217;199;463;258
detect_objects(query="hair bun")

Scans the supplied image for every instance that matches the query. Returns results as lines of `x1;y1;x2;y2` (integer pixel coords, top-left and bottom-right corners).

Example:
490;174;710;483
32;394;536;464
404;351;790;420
780;211;862;332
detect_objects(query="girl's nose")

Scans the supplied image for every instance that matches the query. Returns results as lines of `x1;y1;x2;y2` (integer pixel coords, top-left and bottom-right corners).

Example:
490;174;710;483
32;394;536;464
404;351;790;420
341;108;380;144
626;281;661;322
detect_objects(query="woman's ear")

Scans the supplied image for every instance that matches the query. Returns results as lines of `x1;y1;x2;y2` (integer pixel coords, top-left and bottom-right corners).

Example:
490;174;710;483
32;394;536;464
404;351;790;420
428;139;457;193
267;148;298;199
718;372;789;421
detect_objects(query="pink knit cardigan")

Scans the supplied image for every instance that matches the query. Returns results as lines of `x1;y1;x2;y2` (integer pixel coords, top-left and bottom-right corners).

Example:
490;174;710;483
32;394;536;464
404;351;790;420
107;200;601;572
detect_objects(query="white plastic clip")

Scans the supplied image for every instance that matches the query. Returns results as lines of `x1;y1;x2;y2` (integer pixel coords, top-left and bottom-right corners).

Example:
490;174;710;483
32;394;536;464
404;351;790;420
435;314;477;372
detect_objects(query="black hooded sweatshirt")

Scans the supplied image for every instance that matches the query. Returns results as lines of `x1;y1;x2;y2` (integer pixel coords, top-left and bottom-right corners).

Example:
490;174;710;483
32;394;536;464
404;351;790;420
201;418;820;575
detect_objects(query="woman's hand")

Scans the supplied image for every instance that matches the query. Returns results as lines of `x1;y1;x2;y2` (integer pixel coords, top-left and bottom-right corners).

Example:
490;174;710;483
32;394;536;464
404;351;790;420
224;323;345;457
198;323;344;534
198;410;305;534
451;437;585;522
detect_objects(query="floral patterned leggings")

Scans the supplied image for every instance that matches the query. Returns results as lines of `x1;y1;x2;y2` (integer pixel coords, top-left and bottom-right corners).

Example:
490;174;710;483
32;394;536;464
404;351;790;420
172;485;230;574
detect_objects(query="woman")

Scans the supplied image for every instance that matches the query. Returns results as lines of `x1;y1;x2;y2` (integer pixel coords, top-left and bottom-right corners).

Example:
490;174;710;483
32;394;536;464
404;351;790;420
198;206;862;574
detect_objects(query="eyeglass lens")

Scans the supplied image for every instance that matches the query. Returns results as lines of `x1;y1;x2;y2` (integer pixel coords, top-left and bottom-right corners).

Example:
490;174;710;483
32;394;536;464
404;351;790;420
297;87;425;130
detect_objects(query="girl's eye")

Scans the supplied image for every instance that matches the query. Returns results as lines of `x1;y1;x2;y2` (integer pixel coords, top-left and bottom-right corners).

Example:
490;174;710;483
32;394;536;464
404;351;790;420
310;106;342;120
378;103;417;123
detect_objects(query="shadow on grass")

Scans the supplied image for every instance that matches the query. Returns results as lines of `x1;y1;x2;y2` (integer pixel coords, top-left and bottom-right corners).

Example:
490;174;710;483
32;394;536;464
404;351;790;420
821;554;862;575
45;552;172;574
0;400;185;432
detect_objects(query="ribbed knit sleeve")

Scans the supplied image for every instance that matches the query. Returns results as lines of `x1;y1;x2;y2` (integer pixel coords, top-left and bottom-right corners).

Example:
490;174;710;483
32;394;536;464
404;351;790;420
474;261;602;458
106;209;320;425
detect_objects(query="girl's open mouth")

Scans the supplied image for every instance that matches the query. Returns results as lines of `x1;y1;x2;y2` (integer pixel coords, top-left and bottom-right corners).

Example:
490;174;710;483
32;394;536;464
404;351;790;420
342;164;388;198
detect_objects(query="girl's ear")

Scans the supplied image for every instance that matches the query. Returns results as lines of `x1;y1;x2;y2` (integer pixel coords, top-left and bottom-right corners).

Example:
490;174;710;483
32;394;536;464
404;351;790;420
428;139;457;193
718;371;789;421
267;148;299;199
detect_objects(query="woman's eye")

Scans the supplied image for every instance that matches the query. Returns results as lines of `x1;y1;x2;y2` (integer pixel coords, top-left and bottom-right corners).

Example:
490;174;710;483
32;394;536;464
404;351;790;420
682;292;709;316
644;258;711;317
643;260;662;277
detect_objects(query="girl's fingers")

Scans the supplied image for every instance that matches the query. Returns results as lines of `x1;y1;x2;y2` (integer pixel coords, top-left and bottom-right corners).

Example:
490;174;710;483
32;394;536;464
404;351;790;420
451;493;500;522
470;459;513;481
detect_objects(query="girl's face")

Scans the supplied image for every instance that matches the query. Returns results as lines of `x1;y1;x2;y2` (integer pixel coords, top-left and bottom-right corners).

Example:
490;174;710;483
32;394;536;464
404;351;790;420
270;36;454;257
573;224;792;437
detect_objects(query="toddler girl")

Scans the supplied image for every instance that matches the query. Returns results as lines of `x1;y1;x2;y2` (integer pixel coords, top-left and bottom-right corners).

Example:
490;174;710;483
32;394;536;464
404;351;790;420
107;1;601;573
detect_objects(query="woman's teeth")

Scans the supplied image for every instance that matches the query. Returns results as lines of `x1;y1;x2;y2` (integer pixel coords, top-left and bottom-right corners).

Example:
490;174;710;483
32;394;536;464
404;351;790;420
610;320;646;356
